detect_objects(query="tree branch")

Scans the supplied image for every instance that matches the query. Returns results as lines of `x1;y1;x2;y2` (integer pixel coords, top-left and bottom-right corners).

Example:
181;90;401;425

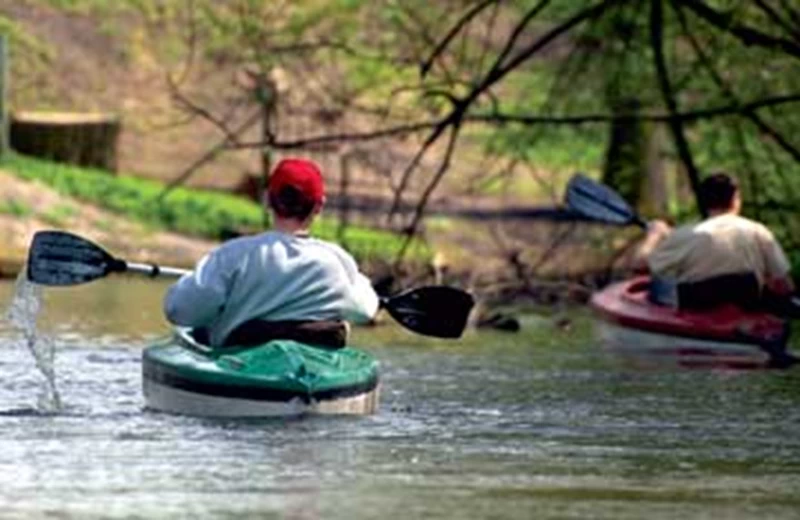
491;0;553;72
157;110;263;201
651;0;704;216
514;0;616;162
395;122;463;263
465;93;800;124
385;0;617;221
678;0;800;59
776;0;800;29
386;118;452;223
752;0;800;41
420;0;501;77
168;75;244;144
227;119;444;150
480;0;619;94
671;0;800;164
220;93;800;154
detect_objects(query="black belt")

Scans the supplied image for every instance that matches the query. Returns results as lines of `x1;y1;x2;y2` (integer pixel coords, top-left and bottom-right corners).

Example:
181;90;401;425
220;319;348;349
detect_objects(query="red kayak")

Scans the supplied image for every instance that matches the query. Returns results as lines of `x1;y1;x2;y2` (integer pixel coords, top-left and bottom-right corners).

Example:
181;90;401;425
590;277;791;369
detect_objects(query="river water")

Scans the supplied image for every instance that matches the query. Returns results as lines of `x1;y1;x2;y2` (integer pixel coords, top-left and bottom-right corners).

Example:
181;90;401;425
0;277;798;519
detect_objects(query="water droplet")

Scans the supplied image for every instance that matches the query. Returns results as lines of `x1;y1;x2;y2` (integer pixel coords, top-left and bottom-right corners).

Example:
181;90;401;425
4;269;62;412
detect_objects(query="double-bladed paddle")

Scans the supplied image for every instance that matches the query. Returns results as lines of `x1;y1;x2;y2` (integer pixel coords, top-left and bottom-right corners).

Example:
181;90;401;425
27;230;474;339
564;173;648;229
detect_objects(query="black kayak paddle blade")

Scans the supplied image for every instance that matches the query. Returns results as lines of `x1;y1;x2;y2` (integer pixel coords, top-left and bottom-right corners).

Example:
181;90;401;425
383;285;475;339
565;173;645;228
27;230;125;286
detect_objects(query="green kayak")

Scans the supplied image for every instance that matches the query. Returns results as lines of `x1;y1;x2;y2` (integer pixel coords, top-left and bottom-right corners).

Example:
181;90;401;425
142;328;380;417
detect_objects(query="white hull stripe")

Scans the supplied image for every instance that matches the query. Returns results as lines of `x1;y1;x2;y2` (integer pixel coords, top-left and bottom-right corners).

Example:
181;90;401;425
143;379;380;417
142;358;379;404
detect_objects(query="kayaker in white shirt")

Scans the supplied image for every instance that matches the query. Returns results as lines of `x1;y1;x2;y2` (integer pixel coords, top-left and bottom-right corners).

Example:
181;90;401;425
163;157;380;348
637;172;797;314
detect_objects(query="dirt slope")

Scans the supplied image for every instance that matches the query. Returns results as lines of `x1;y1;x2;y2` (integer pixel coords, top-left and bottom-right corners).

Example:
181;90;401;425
0;169;215;278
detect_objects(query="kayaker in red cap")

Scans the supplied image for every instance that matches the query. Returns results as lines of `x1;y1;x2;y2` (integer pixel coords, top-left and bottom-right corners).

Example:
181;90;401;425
163;157;379;348
639;172;798;315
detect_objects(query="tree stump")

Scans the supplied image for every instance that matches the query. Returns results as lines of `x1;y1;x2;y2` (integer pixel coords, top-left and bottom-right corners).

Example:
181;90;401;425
10;111;121;173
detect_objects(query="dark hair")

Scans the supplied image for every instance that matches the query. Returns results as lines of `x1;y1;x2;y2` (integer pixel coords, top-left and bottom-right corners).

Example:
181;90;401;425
699;172;738;212
268;185;317;219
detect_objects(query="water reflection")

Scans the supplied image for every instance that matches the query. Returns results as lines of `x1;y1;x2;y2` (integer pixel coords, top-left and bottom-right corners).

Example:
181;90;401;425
0;275;173;342
0;278;797;518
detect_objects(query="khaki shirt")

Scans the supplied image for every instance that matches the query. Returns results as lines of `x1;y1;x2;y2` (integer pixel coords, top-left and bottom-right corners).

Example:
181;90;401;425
648;213;790;285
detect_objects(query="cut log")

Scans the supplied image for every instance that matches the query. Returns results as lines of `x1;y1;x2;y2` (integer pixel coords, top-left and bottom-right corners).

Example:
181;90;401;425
10;111;121;172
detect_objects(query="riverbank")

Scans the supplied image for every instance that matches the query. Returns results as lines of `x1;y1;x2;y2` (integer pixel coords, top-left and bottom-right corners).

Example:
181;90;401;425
0;168;216;279
0;162;628;322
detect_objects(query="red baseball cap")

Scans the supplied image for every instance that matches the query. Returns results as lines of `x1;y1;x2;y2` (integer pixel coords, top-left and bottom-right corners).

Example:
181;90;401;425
268;158;325;204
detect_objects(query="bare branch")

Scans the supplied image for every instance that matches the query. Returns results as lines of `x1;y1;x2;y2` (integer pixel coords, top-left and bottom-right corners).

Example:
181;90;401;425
227;119;444;150
397;2;459;83
387;119;452;222
672;0;768;220
421;0;501;77
167;75;244;144
157;110;263;200
651;0;703;215
776;0;800;29
384;1;617;224
171;0;198;87
671;0;800;163
678;0;800;59
488;0;554;77
474;1;504;78
528;222;577;273
752;0;800;41
396;122;463;262
465;93;800;124
219;93;800;156
472;0;620;108
605;0;648;98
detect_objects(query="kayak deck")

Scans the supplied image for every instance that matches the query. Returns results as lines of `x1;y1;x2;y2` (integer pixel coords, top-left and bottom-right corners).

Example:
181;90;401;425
142;328;380;417
591;277;791;369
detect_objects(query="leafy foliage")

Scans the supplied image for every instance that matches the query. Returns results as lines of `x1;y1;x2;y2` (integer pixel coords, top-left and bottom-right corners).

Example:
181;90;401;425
11;0;800;274
1;153;429;263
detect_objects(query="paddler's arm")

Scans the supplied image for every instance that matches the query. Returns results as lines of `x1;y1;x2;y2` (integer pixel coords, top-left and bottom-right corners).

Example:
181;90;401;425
760;229;795;297
330;245;380;325
342;271;380;324
163;250;231;328
632;220;672;272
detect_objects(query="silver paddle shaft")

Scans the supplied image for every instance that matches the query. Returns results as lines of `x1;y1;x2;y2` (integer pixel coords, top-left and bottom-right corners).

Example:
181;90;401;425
125;262;190;278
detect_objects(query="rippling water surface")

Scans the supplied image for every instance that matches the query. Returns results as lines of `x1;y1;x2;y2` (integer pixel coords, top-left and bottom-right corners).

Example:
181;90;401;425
0;277;798;519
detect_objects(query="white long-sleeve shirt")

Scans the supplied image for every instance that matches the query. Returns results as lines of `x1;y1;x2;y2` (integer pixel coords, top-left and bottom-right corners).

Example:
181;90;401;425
163;231;380;347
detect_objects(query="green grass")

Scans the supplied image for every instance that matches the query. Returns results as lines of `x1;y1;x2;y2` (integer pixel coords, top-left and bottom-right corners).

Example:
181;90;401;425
41;203;78;227
35;0;132;15
1;153;430;263
0;198;33;218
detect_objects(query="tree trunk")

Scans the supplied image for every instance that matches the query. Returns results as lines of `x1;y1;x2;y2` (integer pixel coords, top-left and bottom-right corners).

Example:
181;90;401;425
0;36;8;158
602;98;647;207
642;123;668;216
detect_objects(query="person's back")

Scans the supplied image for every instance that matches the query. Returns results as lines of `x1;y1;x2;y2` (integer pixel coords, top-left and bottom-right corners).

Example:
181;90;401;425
163;158;379;347
648;213;788;287
641;172;793;310
164;231;378;346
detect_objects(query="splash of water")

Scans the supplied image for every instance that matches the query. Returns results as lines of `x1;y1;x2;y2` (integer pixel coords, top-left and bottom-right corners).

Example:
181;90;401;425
4;269;62;412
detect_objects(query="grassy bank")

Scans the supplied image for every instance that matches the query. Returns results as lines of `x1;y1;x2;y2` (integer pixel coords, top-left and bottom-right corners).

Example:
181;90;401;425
0;153;430;264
